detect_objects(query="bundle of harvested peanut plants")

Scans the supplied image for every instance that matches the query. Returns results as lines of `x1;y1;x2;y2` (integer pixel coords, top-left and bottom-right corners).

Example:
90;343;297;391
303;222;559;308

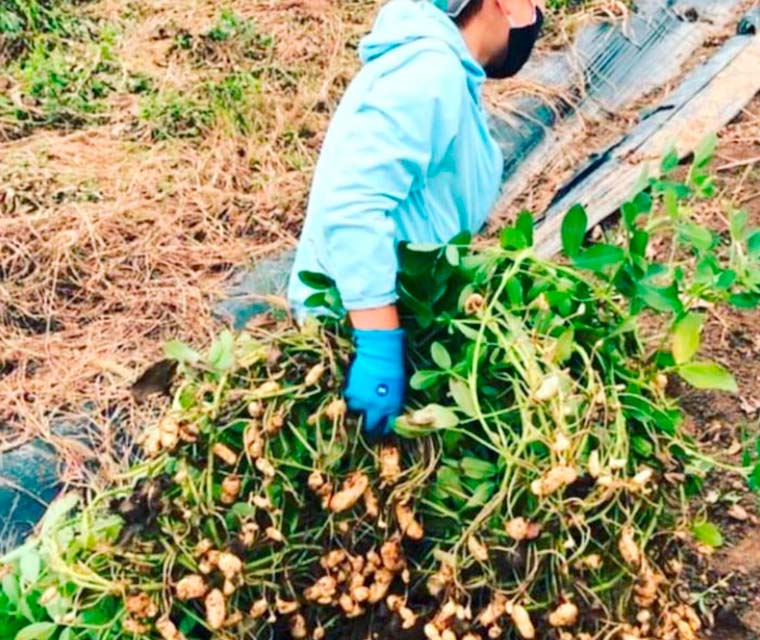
2;147;759;640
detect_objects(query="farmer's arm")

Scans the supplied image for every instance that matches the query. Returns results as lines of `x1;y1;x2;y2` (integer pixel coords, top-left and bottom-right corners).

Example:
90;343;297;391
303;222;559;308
315;48;461;435
349;306;400;330
316;48;459;315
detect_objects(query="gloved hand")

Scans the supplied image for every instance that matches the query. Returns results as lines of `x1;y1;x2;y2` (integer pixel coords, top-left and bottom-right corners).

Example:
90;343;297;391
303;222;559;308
345;328;406;439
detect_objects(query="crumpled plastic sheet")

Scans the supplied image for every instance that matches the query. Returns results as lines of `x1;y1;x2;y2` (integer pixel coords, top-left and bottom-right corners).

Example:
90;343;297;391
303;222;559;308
214;249;296;329
0;441;59;552
490;0;746;200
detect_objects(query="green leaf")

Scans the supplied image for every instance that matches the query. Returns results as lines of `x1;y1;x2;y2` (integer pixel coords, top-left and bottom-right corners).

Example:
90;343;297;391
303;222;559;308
561;204;587;257
2;573;20;607
323;288;343;313
630;230;649;258
398;282;434;328
637;282;683;314
18;594;34;622
207;329;235;371
632;436;654;458
448;378;476;417
748;230;760;257
303;292;326;308
463;481;495;510
677;223;713;252
692;171;716;197
407;243;442;252
692;521;723;548
19;550;41;585
505;278;523;306
460;457;497;480
547;290;573;316
59;629;74;640
552;327;574;363
298;270;334;291
656;180;691;199
163;340;201;364
660;147;680;173
572;244;625;273
715;270;737;291
445;244;460;267
749;464;760;492
693;133;717;169
434;466;465;500
729;293;760;309
410;370;442;390
448;230;472;247
399;243;440;276
227;502;256;522
516;210;534;247
45;593;71;620
633;191;653;214
622;201;638;230
15;623;57;640
694;255;718;285
430;342;452;370
499;226;528;250
672;313;703;365
663;186;679;218
678;362;738;392
454;322;481;341
730;210;749;243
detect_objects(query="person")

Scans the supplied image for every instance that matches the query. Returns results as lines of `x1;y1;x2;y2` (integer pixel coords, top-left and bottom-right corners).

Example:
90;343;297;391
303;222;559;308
287;0;544;437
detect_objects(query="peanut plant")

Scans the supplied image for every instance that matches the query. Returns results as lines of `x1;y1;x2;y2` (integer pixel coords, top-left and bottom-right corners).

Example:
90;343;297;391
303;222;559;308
1;148;758;640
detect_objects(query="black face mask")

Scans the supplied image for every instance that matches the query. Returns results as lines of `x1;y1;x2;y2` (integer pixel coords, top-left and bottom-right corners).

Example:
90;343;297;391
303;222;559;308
484;7;543;79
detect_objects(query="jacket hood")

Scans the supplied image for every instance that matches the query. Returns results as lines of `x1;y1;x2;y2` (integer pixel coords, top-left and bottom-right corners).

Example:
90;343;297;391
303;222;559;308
358;0;485;94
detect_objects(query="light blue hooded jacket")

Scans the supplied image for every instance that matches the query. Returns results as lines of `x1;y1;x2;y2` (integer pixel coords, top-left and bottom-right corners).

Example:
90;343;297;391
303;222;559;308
287;0;504;313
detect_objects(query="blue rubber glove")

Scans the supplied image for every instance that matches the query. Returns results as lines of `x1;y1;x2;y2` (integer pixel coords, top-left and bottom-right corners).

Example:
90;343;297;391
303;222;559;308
345;329;406;439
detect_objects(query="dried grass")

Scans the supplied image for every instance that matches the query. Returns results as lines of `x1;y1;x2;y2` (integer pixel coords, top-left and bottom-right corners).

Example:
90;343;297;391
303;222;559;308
0;129;265;443
0;0;379;459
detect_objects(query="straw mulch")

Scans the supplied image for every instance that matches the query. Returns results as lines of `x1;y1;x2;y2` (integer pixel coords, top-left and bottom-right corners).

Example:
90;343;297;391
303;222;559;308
0;0;379;464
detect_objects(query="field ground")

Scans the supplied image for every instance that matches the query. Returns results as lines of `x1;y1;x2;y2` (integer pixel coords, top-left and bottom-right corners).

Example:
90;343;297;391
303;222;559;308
1;1;759;638
672;100;760;640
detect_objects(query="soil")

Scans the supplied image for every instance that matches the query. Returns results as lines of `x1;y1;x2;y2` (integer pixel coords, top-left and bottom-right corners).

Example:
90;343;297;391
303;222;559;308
670;96;760;640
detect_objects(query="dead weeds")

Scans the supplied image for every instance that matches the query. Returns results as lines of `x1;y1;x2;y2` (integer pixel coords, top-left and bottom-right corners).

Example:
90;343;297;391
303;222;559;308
0;129;264;442
0;0;379;456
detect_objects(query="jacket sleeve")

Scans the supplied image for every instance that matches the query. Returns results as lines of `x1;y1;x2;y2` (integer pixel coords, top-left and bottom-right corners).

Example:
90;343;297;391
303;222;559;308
315;49;462;310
